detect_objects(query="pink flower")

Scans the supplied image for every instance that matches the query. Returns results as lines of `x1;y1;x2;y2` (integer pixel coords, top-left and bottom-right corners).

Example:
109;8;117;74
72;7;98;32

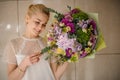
65;48;74;58
66;23;75;33
70;8;80;14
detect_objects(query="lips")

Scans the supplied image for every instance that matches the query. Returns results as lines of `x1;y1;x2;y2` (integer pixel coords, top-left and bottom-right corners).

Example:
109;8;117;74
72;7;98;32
33;28;41;35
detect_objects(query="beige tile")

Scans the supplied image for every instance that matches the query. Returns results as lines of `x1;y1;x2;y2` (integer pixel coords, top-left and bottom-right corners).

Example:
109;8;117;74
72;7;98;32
61;63;76;80
76;55;120;80
0;1;18;79
17;0;32;36
32;0;74;11
0;1;18;55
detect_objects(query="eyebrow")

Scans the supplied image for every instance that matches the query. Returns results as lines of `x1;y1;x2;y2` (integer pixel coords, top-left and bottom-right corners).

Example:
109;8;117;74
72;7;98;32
36;18;47;24
36;18;41;21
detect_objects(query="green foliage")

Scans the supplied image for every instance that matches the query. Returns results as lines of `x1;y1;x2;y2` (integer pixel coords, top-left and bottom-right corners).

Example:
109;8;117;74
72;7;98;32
68;33;76;38
67;5;72;11
70;56;77;62
72;11;89;20
41;44;58;54
48;8;64;21
76;28;90;47
41;46;51;54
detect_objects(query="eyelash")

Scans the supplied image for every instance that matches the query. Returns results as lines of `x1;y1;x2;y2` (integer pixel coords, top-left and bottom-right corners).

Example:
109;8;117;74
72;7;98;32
35;21;40;25
34;21;46;27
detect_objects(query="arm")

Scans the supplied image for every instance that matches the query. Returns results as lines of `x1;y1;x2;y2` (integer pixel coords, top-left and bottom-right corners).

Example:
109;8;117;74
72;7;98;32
50;62;68;80
8;63;26;80
8;52;40;80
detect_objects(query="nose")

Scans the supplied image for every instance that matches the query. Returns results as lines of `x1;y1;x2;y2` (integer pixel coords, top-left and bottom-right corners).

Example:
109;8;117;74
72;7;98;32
36;24;42;32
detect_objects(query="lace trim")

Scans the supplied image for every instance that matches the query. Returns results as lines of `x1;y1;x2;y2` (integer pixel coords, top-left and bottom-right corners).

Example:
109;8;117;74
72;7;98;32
21;35;39;41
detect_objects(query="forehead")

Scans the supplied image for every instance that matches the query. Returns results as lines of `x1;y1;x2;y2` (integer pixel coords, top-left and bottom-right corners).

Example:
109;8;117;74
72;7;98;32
31;12;49;23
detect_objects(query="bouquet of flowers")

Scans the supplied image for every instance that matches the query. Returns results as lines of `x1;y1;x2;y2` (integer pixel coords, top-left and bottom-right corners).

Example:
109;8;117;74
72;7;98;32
41;6;106;64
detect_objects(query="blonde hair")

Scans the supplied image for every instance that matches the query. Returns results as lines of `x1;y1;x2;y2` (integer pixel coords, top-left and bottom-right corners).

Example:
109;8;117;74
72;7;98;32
27;4;50;17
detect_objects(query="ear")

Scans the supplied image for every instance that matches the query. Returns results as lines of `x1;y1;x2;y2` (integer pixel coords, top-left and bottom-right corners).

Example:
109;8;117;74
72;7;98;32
25;14;30;24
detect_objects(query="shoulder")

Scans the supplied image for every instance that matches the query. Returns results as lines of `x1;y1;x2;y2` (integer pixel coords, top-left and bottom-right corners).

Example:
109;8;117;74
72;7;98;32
8;37;23;48
37;36;47;49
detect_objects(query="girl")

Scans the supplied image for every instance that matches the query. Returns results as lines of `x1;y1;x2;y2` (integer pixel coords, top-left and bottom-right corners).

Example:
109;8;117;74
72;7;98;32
3;4;68;80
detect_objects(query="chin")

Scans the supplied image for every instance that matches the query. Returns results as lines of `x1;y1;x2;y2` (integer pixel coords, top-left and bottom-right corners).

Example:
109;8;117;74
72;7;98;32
32;31;40;37
35;32;41;37
34;34;39;37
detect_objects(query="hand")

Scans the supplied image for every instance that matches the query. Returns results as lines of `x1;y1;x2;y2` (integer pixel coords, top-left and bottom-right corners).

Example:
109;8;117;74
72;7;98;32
25;52;41;66
19;52;41;72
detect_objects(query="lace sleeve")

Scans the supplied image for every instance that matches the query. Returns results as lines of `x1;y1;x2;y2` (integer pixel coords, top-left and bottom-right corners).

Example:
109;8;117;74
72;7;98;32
2;41;17;64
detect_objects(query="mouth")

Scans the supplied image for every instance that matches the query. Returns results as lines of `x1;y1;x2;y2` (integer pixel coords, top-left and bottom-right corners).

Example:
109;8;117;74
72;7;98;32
33;29;41;35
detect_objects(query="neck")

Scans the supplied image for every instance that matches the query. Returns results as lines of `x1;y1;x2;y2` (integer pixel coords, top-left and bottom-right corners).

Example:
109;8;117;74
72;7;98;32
24;30;39;39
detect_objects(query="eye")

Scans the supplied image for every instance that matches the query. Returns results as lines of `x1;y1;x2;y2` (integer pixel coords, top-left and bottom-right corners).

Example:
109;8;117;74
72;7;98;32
42;24;46;27
41;24;46;28
35;21;40;25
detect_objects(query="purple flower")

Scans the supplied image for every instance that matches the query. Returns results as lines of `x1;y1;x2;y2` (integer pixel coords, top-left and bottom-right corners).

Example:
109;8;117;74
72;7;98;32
54;26;62;36
48;37;54;41
80;51;87;58
90;35;97;49
76;44;82;51
70;8;80;14
77;20;89;29
90;20;97;30
61;18;70;25
65;48;74;58
64;13;73;21
82;24;88;28
86;19;92;24
56;33;75;50
66;23;75;33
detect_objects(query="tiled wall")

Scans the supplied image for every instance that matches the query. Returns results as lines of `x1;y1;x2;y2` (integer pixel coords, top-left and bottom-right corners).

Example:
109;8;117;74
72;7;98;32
0;0;120;80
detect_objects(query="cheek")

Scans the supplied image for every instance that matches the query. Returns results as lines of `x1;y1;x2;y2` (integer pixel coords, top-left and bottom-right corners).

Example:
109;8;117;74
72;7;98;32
29;22;37;29
27;24;36;33
41;28;45;31
41;26;46;30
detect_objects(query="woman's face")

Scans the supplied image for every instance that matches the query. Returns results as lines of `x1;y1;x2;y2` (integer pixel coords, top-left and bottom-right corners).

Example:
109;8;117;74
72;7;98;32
26;12;49;37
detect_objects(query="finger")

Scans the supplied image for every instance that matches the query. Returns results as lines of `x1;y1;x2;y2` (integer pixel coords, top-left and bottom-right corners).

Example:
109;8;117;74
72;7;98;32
29;52;41;58
30;55;40;61
31;58;40;64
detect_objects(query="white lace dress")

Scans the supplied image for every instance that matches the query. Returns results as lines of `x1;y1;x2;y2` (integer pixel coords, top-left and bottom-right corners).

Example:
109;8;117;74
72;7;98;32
3;36;55;80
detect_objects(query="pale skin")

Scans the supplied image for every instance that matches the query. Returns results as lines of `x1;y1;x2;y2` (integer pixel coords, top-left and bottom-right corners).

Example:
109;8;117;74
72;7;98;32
8;12;68;80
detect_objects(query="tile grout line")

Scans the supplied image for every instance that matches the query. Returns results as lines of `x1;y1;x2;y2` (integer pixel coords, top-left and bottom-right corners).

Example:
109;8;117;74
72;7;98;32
17;0;20;36
96;53;120;55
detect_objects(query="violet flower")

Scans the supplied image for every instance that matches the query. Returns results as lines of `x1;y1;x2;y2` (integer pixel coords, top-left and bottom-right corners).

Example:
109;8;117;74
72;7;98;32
61;17;72;25
90;20;97;30
66;23;75;33
80;50;87;58
77;20;88;29
90;35;97;49
76;43;82;51
56;33;75;51
54;26;62;36
64;13;73;22
61;18;70;25
70;8;80;14
82;24;88;28
65;48;73;58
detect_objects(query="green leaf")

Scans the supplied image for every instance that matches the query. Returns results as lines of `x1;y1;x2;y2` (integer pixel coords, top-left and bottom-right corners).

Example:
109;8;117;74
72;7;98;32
76;28;90;46
41;46;51;54
72;11;89;20
67;5;71;11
